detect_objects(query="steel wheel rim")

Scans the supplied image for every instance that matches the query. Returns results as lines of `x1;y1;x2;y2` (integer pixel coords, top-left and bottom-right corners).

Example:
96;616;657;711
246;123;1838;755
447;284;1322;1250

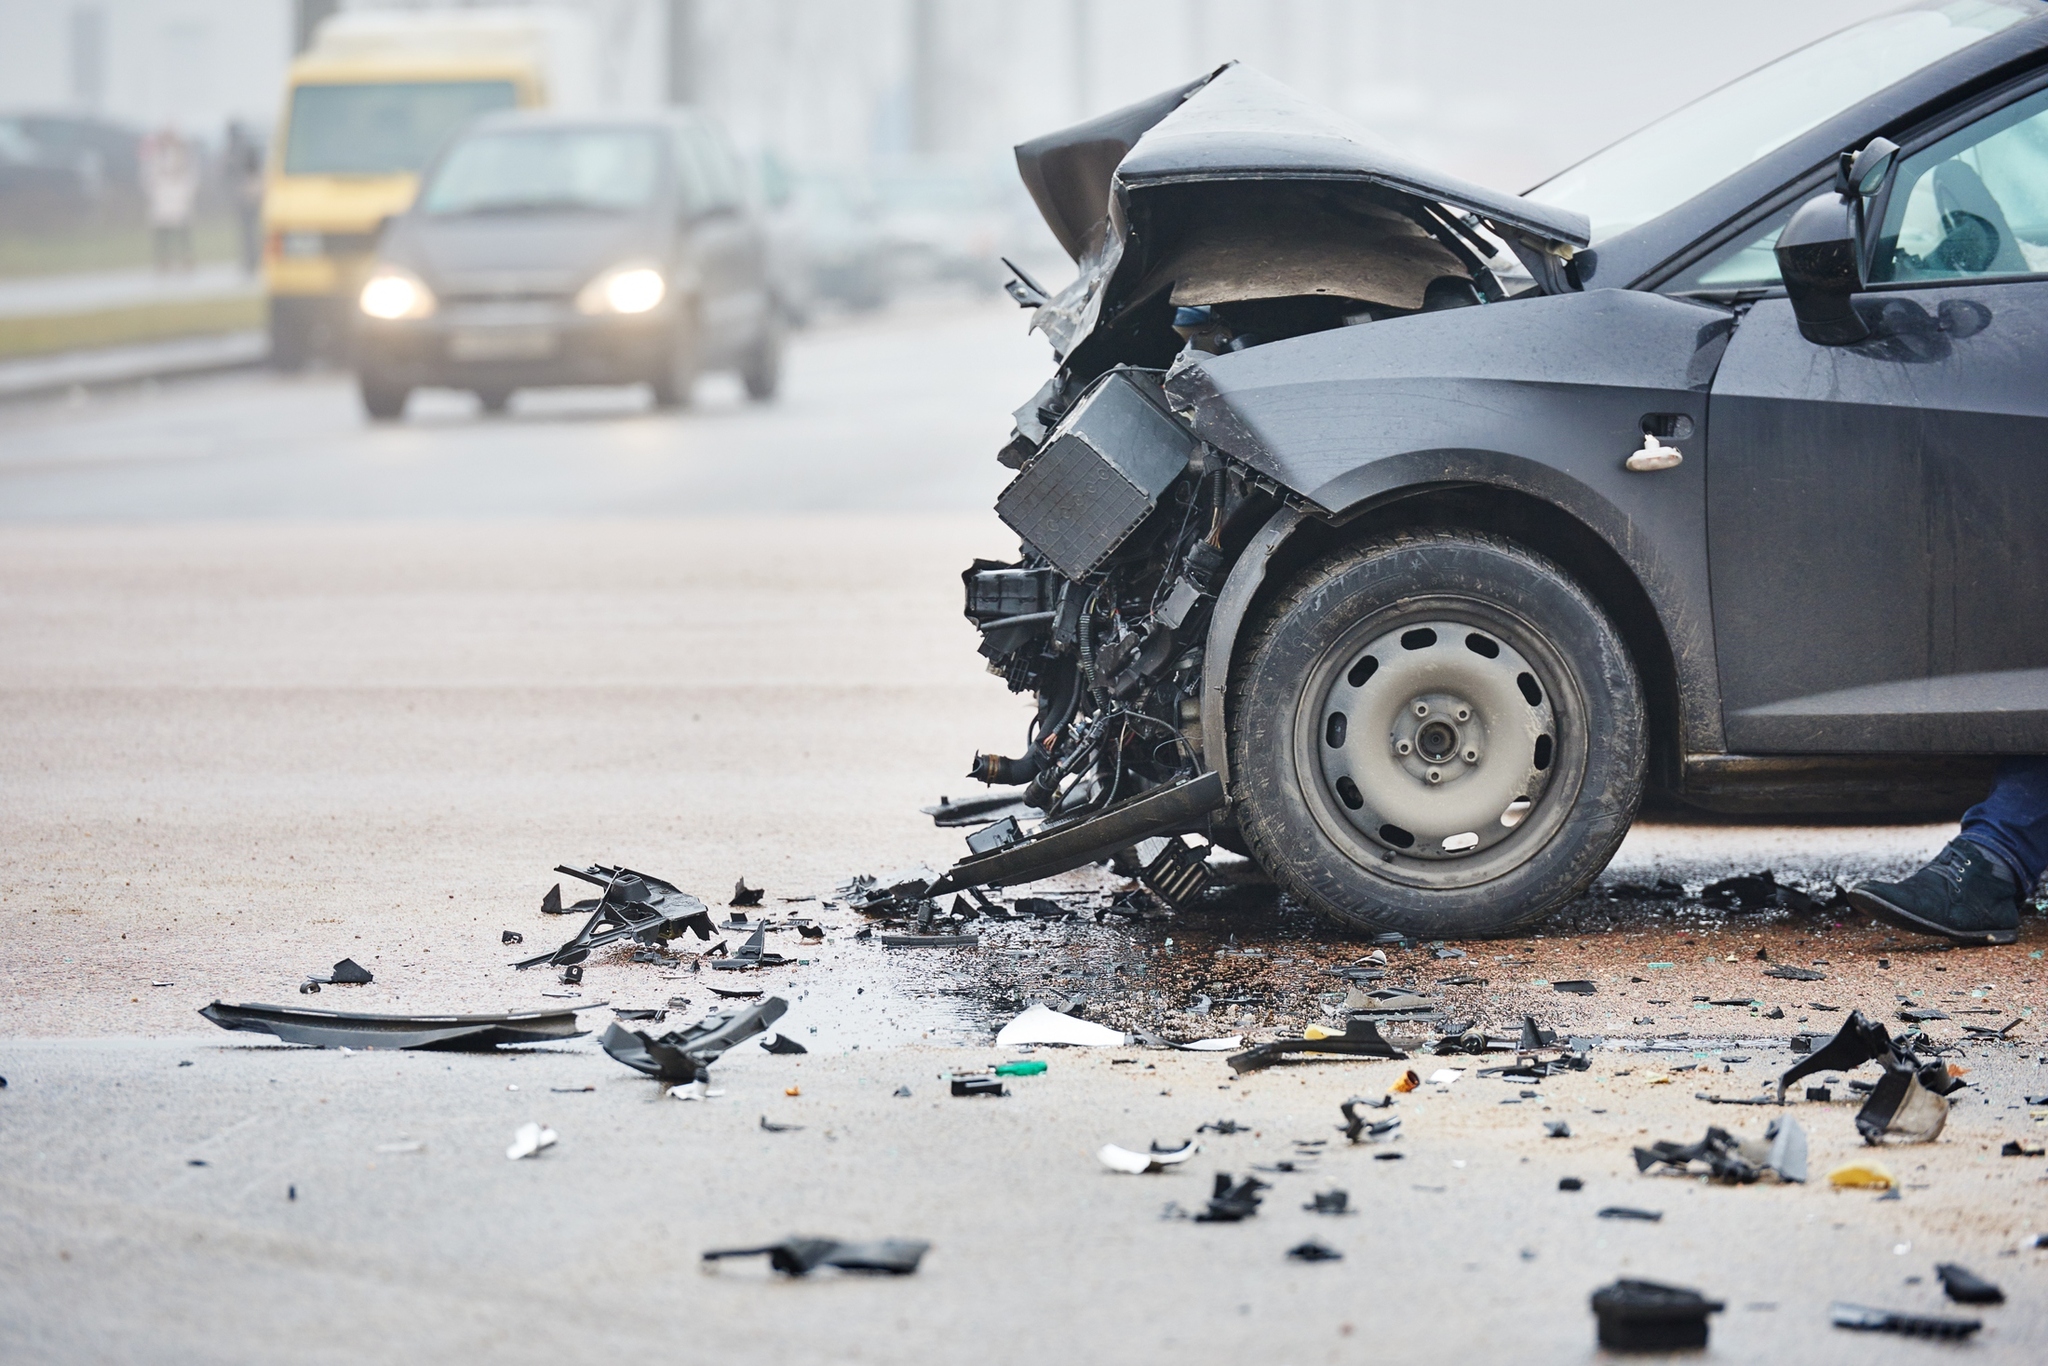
1290;597;1587;891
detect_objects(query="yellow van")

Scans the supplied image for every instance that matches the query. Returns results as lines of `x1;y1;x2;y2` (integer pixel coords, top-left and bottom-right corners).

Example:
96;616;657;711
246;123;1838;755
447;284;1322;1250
263;10;595;366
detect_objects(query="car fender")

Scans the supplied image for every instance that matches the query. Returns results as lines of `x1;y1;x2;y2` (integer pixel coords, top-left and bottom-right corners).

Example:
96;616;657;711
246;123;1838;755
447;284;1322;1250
1174;288;1735;785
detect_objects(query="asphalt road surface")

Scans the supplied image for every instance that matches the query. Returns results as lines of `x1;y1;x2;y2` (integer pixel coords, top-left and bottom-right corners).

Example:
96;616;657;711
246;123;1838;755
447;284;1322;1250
3;298;2043;1361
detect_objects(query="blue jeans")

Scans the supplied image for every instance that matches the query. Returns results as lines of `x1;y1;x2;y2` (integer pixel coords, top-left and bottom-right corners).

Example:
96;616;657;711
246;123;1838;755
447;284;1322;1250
1960;755;2048;890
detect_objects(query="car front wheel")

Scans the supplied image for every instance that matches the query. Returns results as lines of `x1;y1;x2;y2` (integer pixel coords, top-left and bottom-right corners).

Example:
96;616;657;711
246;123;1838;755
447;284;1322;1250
1228;530;1644;937
359;373;410;422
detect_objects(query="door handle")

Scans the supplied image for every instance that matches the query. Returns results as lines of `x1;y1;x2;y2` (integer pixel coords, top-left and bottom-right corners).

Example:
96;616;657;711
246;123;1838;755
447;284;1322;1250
1626;433;1683;472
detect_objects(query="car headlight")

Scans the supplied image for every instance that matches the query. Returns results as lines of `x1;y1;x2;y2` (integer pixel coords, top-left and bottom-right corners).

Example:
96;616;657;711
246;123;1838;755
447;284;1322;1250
577;265;666;316
358;267;435;321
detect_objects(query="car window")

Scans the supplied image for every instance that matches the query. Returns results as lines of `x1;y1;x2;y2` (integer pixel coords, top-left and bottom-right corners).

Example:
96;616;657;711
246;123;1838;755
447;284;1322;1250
1662;206;1797;292
1871;81;2048;281
419;128;664;214
283;80;517;177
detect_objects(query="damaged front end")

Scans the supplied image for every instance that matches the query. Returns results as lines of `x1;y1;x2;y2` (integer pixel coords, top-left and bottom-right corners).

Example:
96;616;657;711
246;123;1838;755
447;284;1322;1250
940;63;1587;895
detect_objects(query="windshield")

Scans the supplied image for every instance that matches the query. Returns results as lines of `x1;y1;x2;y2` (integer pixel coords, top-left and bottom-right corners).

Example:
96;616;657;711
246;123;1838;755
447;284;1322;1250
1530;1;2032;242
420;128;666;215
283;80;517;177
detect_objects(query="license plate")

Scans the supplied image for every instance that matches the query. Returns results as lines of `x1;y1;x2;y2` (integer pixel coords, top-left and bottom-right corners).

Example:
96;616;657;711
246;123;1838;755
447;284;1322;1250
449;327;557;361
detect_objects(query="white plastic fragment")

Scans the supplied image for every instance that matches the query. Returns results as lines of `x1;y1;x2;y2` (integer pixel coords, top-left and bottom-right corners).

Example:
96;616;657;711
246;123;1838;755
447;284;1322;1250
506;1122;557;1160
1172;1035;1244;1052
1098;1141;1199;1174
667;1082;727;1101
1426;1068;1464;1086
995;1004;1127;1047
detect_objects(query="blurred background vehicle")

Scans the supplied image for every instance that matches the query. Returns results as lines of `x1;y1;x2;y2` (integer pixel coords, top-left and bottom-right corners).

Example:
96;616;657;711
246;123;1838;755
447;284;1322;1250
264;5;602;369
353;107;777;419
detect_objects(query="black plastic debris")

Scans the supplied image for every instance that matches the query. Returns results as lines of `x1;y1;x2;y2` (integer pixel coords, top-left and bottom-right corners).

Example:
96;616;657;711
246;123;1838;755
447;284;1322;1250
1227;1016;1405;1075
759;1115;803;1133
1337;1098;1401;1145
1633;1117;1806;1184
730;879;765;908
501;930;523;945
1935;1263;2003;1305
1591;1280;1724;1352
612;1007;664;1021
1287;1240;1342;1262
1546;1121;1571;1139
709;927;793;971
879;933;979;948
1775;1009;1963;1144
1303;1190;1351;1215
1012;896;1068;919
1598;1207;1663;1221
1960;1017;2021;1038
1899;1006;1949;1022
1553;980;1597;995
702;1237;929;1277
1702;870;1811;914
1194;1173;1267;1222
301;958;372;988
951;1075;1006;1098
1558;1177;1583;1191
893;1085;912;1097
1198;1118;1247;1135
1765;965;1827;981
1610;879;1685;901
600;997;788;1083
760;1032;808;1055
710;985;761;999
515;866;715;969
2002;1139;2045;1157
797;924;825;941
199;1001;587;1050
560;964;583;986
1137;835;1213;906
1830;1303;1981;1339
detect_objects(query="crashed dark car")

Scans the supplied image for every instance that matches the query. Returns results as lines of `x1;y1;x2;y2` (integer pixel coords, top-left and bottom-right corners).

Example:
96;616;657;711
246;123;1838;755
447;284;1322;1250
945;1;2048;936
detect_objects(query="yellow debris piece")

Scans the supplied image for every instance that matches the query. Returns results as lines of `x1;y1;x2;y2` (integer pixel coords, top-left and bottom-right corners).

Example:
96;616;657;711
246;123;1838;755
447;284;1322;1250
1391;1069;1421;1093
1642;1072;1673;1085
1828;1160;1896;1190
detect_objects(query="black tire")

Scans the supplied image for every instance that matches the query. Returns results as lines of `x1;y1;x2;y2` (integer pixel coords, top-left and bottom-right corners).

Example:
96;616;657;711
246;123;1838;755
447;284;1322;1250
359;373;410;422
476;387;512;414
741;309;783;402
650;312;700;410
1228;530;1644;937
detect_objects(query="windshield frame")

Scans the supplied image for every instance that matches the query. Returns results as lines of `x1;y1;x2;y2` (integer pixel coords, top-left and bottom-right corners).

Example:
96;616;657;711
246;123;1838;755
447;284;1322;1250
282;79;520;178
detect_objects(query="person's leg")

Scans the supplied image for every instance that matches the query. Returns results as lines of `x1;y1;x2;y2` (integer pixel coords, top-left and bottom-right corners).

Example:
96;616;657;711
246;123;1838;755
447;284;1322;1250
1960;755;2048;892
1847;757;2044;945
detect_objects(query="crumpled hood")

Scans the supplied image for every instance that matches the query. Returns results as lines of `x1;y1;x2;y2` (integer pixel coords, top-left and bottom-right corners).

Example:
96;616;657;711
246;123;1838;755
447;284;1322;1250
1014;63;1590;359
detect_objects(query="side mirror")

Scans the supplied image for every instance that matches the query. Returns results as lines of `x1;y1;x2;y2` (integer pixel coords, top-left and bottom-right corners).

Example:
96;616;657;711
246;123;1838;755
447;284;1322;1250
1776;137;1899;347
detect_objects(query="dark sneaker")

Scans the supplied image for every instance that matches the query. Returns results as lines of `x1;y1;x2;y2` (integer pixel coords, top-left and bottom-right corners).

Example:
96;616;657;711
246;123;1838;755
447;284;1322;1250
1848;839;2021;946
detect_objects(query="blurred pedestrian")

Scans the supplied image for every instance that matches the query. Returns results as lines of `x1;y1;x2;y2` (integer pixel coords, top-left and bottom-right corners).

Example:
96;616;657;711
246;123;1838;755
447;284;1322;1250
223;121;265;275
140;125;199;272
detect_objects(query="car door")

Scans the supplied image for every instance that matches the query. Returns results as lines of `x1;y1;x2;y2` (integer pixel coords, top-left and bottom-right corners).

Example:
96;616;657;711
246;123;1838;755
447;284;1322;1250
1700;75;2048;754
671;122;759;363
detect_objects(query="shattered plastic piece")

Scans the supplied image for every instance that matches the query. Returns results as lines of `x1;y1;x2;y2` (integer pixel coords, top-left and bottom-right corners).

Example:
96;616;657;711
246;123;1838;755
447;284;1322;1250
1193;1172;1267;1222
1829;1303;1981;1339
879;933;979;948
951;1075;1007;1098
1611;879;1686;901
201;1001;587;1051
730;879;764;908
760;1032;807;1055
712;927;792;970
516;866;715;969
1337;1099;1402;1145
759;1115;803;1133
709;985;761;999
1426;1069;1464;1085
1827;1159;1896;1189
1899;1006;1949;1022
1347;987;1435;1014
302;958;372;987
1287;1240;1342;1262
1701;870;1805;914
1303;1190;1351;1214
1129;1031;1245;1052
1934;1263;2002;1304
506;1122;556;1160
1591;1279;1723;1352
560;965;583;986
1598;1207;1663;1221
1765;965;1827;981
702;1237;930;1277
1855;1067;1950;1145
1198;1119;1247;1135
1227;1016;1405;1075
1553;980;1597;995
2002;1139;2045;1157
1546;1121;1571;1139
995;1004;1126;1047
1559;1177;1583;1191
994;1060;1046;1076
1099;1140;1198;1174
1766;1116;1809;1183
600;997;788;1083
893;1085;912;1098
797;924;824;941
667;1081;725;1101
501;931;523;945
1139;835;1213;906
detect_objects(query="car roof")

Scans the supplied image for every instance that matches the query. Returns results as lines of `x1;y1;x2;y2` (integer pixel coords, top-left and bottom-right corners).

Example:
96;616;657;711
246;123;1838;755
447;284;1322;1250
464;108;713;136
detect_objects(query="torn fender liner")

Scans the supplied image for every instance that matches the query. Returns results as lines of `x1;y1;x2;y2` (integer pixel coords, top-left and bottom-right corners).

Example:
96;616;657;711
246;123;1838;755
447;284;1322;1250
928;770;1224;896
1775;1008;1959;1144
1227;1016;1405;1074
702;1238;930;1277
514;864;715;969
600;997;788;1083
199;1002;588;1051
1591;1280;1724;1353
